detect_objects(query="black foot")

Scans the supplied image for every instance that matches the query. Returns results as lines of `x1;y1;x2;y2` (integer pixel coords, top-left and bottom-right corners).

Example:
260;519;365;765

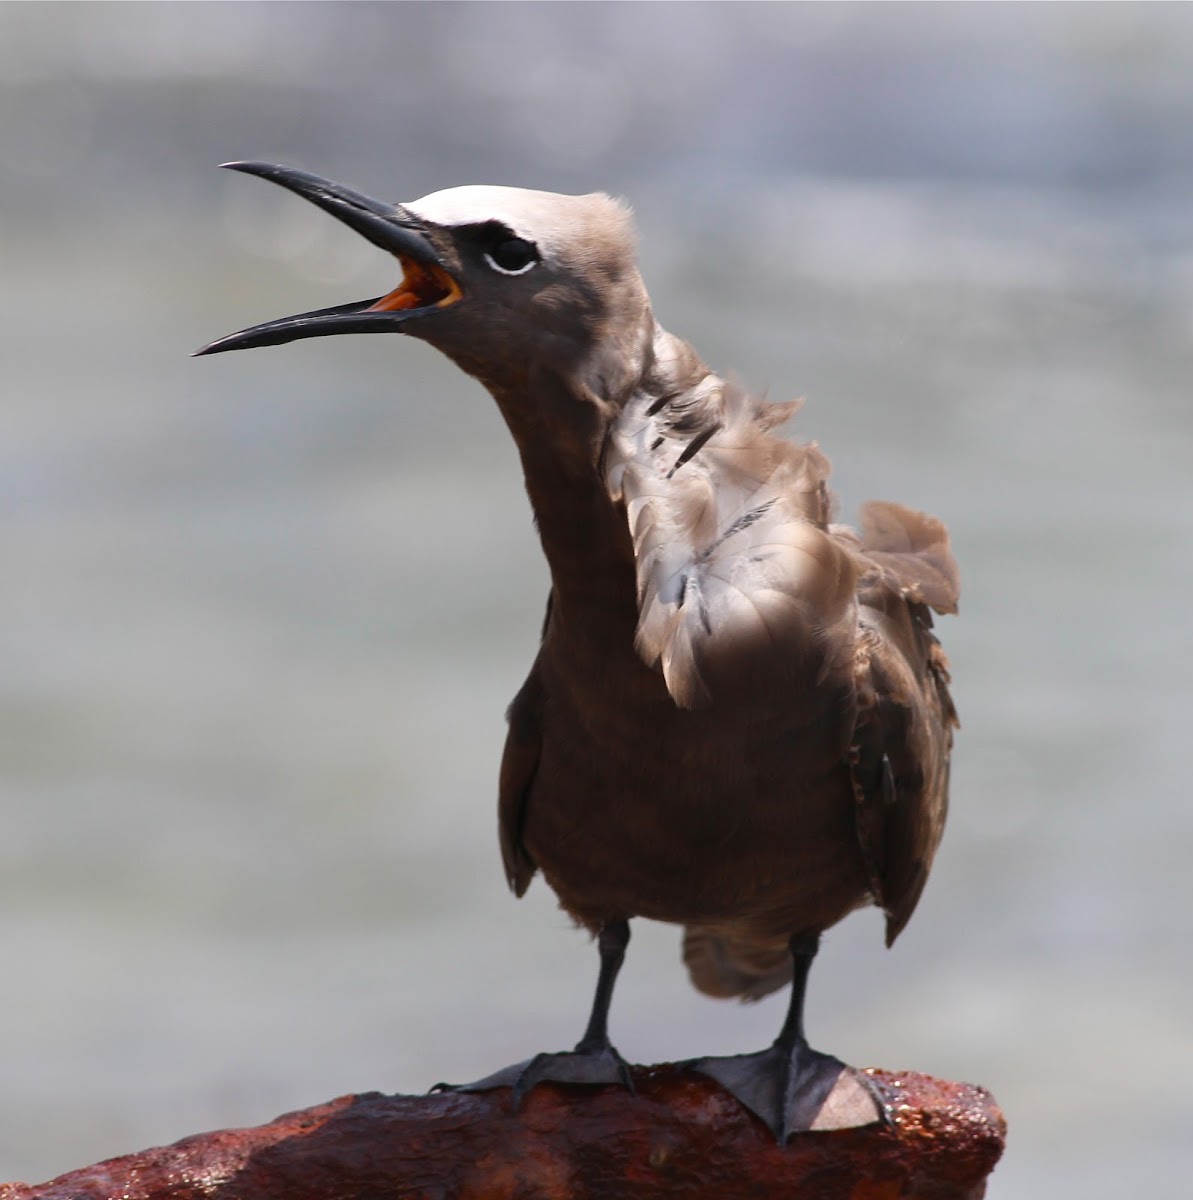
432;920;635;1109
687;1043;884;1142
432;1041;634;1107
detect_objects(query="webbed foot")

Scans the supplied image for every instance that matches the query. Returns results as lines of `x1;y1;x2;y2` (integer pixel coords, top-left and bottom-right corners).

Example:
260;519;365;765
431;918;634;1107
687;1043;882;1141
433;1039;634;1106
687;931;885;1142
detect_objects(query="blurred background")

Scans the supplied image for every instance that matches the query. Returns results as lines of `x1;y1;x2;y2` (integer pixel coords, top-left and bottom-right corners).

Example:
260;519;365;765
2;2;1190;1193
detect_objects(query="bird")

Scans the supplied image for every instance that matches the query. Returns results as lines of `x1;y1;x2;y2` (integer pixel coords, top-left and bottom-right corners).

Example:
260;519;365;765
196;162;959;1142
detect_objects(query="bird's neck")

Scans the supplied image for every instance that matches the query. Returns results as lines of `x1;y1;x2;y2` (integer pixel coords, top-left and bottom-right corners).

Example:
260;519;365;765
487;325;714;628
487;371;635;627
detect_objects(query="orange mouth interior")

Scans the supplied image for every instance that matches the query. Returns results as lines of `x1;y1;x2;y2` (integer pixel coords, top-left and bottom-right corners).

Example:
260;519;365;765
367;257;462;313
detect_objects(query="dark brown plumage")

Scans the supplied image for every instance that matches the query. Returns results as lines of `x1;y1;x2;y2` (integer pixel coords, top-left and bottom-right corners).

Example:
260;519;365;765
198;165;959;1141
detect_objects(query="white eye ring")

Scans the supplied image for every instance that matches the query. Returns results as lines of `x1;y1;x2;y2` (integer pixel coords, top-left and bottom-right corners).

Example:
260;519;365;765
483;250;538;276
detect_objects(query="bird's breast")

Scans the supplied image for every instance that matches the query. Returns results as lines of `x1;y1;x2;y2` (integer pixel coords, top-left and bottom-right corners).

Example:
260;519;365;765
520;642;871;937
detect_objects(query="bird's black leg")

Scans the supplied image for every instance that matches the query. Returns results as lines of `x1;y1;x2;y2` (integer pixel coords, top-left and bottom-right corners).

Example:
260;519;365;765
686;933;884;1141
432;919;634;1102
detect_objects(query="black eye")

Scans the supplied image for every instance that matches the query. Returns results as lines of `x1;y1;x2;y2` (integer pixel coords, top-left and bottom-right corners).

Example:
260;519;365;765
484;237;539;276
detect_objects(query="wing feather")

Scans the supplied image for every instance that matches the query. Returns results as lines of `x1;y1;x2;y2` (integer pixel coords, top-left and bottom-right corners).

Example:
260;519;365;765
846;510;960;944
607;377;855;708
498;644;547;897
607;357;959;939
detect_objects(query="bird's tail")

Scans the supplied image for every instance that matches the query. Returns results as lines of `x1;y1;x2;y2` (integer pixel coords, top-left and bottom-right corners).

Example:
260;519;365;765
681;926;792;1002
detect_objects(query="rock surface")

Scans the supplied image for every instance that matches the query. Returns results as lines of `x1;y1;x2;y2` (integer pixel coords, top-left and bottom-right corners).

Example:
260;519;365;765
0;1067;1005;1200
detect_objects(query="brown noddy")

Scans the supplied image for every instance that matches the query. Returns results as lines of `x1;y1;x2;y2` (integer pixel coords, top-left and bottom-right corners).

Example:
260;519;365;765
197;164;960;1141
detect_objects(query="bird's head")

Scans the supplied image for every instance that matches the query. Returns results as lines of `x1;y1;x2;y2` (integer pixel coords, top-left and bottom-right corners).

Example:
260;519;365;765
196;163;654;407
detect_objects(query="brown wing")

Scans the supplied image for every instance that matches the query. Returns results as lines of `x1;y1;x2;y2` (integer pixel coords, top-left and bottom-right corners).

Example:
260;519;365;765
857;500;959;616
848;502;959;946
497;598;551;897
606;379;849;711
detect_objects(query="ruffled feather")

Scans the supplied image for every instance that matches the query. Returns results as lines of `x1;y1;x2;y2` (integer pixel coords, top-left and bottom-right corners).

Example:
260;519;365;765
607;373;856;708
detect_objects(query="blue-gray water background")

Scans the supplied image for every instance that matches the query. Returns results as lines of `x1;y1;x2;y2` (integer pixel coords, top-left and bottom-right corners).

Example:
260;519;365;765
3;3;1191;1194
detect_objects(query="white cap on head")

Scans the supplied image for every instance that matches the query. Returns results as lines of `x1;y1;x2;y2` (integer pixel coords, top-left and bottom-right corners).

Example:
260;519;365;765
405;185;631;259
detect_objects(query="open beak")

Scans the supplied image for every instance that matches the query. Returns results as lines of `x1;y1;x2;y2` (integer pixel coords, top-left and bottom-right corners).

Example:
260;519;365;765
194;162;461;356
